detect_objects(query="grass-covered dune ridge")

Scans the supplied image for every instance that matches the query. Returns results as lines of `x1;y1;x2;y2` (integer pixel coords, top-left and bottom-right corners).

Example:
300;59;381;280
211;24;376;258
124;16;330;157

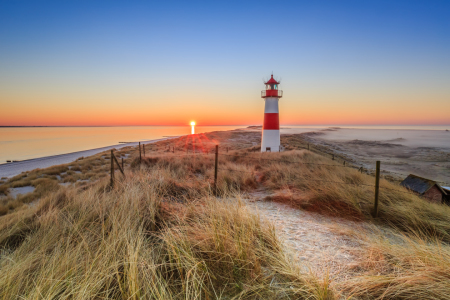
0;147;134;215
1;130;450;299
0;171;332;299
135;148;450;243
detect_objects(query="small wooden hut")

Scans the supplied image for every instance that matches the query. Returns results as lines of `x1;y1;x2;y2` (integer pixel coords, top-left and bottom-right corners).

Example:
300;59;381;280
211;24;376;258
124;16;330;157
400;174;447;204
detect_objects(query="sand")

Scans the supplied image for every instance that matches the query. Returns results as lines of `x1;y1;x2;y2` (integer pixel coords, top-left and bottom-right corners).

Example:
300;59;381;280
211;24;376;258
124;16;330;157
245;190;394;282
0;138;171;178
292;128;450;185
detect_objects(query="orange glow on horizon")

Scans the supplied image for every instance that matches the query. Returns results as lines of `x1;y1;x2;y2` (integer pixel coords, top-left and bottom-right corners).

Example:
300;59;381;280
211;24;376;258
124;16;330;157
1;86;449;126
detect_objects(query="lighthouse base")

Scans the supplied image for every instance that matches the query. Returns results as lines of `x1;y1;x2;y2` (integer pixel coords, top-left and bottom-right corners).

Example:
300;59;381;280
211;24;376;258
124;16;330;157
261;129;280;152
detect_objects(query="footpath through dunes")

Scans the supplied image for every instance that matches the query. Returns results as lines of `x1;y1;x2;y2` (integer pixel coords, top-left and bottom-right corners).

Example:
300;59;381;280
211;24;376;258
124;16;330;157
1;129;450;299
246;191;368;281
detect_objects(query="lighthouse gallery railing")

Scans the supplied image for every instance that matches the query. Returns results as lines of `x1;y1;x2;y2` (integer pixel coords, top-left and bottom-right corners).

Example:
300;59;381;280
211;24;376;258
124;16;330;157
261;90;283;98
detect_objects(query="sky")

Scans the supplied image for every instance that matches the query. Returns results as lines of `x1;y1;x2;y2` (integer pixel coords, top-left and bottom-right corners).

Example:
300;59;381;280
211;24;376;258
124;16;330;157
0;0;449;126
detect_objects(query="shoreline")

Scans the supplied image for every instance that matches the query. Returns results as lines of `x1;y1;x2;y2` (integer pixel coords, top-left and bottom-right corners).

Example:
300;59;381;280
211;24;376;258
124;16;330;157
0;137;175;178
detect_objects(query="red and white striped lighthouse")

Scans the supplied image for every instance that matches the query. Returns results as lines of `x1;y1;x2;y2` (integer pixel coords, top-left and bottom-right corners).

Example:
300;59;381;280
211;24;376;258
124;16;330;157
261;74;283;152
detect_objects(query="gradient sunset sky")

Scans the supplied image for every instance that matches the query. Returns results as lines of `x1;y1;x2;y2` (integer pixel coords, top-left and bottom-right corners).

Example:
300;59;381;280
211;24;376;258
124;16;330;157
1;0;449;126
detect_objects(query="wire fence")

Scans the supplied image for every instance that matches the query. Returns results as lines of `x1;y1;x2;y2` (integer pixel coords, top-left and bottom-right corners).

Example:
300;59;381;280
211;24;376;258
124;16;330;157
109;141;447;214
220;153;363;169
218;167;413;195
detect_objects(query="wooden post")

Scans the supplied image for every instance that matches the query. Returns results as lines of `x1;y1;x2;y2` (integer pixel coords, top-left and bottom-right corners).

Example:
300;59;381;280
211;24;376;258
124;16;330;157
122;158;124;170
373;161;380;218
332;154;334;160
110;150;114;187
343;161;346;166
214;145;218;195
143;144;145;157
172;146;174;153
112;152;125;176
139;142;142;163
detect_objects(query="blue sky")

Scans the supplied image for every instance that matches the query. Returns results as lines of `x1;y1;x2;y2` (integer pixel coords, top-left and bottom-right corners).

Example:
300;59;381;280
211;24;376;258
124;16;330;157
1;0;449;125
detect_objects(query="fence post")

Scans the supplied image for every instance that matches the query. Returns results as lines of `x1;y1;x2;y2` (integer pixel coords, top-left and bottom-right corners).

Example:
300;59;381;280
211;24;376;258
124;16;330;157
373;161;381;218
122;158;124;170
112;152;125;177
110;150;114;187
139;142;142;164
332;154;334;160
143;144;145;157
214;145;218;195
343;161;346;166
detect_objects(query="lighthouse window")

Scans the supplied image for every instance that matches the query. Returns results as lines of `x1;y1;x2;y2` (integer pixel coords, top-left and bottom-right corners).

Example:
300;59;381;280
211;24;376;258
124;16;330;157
266;84;271;90
274;84;278;90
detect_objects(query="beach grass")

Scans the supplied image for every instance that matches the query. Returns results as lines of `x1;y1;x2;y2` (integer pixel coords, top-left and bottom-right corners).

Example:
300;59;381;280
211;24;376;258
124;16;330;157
0;171;332;299
1;130;449;239
341;231;450;299
1;131;450;298
132;143;450;243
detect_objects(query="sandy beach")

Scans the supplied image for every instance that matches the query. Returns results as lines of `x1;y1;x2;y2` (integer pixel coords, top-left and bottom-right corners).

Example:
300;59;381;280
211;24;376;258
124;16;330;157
0;138;170;178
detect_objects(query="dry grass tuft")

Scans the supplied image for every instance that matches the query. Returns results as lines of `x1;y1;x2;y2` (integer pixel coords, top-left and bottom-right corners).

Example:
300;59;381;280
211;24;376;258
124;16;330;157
0;185;8;196
342;231;450;299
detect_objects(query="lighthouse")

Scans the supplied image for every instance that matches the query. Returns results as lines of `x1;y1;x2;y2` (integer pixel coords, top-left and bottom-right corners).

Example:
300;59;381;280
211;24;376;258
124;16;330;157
261;74;283;152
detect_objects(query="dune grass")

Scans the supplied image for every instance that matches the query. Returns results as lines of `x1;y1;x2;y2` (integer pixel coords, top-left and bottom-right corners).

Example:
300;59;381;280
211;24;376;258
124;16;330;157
1;131;450;298
0;170;332;299
0;146;137;216
135;148;450;243
0;185;8;196
341;230;450;299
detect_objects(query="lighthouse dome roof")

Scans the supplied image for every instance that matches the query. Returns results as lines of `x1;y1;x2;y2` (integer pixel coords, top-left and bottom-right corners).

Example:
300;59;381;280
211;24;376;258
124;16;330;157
265;75;279;84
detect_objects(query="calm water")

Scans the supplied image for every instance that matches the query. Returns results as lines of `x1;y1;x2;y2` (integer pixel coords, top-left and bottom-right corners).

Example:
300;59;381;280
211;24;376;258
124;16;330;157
0;126;244;163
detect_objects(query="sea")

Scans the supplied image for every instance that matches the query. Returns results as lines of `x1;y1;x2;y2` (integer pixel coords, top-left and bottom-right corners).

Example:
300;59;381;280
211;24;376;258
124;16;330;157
0;125;449;164
0;126;244;163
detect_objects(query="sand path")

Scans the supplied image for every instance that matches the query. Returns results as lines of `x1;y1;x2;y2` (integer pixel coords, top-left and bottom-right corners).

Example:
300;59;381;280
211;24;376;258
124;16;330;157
246;190;368;281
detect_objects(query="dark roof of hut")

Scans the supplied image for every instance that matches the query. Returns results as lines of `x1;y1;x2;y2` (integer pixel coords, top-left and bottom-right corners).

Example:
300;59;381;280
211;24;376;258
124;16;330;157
400;174;447;195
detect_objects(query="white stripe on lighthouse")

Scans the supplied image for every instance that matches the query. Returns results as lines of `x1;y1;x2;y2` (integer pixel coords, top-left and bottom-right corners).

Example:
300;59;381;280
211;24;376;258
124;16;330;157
261;130;280;152
264;98;279;113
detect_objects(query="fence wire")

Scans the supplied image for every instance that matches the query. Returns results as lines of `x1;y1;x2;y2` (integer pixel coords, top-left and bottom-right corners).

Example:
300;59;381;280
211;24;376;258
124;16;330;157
135;144;449;190
220;153;362;169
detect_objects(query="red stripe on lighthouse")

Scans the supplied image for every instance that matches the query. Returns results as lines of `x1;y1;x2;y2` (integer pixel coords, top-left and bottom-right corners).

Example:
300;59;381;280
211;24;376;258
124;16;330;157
263;113;279;130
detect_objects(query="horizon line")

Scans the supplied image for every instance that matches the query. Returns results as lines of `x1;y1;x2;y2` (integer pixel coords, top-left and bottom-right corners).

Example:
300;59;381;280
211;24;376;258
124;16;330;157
1;124;449;128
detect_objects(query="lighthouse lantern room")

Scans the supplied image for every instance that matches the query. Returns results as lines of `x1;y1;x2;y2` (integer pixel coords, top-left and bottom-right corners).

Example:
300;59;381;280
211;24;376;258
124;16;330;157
261;74;283;152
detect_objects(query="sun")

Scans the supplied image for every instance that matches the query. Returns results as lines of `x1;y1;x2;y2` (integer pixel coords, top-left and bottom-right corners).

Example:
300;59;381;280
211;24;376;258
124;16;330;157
190;121;196;126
